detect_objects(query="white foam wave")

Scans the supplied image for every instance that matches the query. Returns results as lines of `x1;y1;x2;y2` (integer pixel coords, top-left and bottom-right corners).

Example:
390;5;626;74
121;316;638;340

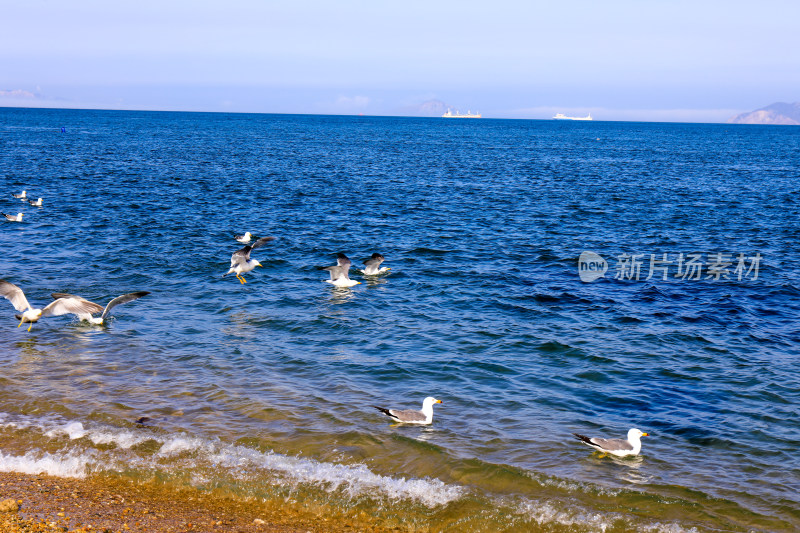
0;412;463;508
44;421;151;449
0;450;92;478
514;499;699;532
209;445;463;507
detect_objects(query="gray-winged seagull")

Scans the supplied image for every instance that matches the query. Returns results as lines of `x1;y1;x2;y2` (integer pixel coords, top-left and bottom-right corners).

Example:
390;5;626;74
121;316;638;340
0;280;144;332
225;236;275;283
362;253;390;275
323;253;360;287
373;397;442;425
573;428;649;457
48;291;150;325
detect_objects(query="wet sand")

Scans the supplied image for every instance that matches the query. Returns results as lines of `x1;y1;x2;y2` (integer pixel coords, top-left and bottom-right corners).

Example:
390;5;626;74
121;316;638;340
0;472;391;532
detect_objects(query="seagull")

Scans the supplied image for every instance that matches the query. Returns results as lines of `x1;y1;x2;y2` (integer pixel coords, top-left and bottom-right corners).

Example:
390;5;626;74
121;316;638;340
234;232;254;244
2;212;23;222
27;198;43;207
373;397;442;425
11;190;26;200
362;253;390;275
48;291;150;325
0;279;101;332
323;253;360;287
573;428;649;457
224;236;275;284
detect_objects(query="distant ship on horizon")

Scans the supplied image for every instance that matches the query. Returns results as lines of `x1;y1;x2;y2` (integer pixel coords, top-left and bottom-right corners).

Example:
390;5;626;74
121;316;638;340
553;113;593;121
442;109;482;118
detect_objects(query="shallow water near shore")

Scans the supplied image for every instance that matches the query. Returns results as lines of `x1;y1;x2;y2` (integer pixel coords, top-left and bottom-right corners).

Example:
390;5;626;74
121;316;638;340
1;108;799;531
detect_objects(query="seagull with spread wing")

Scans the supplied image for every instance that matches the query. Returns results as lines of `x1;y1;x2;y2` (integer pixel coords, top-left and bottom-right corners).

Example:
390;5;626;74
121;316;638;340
0;280;148;331
224;236;275;284
323;253;360;287
48;291;150;325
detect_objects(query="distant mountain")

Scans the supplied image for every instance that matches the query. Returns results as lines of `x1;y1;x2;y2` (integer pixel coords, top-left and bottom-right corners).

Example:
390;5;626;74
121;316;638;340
402;99;450;117
728;102;800;125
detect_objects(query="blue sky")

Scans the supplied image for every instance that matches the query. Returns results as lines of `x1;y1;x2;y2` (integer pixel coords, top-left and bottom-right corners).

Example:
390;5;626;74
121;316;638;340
1;0;798;121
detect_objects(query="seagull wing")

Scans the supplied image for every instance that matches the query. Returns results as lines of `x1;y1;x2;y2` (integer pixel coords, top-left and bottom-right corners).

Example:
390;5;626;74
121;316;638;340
336;254;352;269
101;291;150;320
231;245;253;265
51;292;87;301
0;279;31;311
588;437;634;452
250;236;275;250
42;297;104;317
573;433;634;452
323;265;344;281
373;406;427;423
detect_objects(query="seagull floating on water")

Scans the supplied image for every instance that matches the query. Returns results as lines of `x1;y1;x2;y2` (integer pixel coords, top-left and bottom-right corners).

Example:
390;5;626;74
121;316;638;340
373;397;442;425
2;212;23;222
573;428;649;457
27;198;43;207
11;190;26;200
362;253;390;275
323;253;360;287
234;232;254;244
224;236;275;284
48;291;150;325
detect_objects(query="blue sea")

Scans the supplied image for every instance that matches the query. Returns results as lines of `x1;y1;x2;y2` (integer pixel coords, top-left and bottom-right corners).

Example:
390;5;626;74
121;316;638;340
1;107;799;531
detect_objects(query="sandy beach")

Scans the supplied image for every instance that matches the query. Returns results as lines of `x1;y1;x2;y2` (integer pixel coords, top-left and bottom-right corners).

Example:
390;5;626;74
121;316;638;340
0;472;389;533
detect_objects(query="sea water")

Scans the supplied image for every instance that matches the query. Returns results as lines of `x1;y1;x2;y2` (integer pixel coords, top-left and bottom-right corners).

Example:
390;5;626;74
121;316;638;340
1;107;799;531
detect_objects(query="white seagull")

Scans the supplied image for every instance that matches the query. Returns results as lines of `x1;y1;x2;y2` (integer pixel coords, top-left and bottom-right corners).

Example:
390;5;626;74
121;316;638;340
48;291;150;325
27;198;43;207
362;253;390;275
0;279;105;332
11;190;26;200
373;397;442;425
2;212;23;222
224;236;275;284
234;232;253;244
573;428;649;457
323;253;360;287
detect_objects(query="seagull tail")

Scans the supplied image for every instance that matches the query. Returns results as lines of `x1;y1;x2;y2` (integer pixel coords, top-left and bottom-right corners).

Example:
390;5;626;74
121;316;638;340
372;406;393;418
573;433;594;445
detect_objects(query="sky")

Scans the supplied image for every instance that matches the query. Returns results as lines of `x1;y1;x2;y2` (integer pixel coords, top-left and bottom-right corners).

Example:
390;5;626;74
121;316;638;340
1;0;799;122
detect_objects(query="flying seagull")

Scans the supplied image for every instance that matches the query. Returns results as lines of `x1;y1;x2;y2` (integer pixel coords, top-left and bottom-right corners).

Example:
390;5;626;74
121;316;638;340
0;279;102;332
362;253;390;275
27;198;43;207
2;212;23;222
224;236;275;283
49;291;150;325
234;232;254;244
373;397;442;425
11;190;26;200
573;428;649;457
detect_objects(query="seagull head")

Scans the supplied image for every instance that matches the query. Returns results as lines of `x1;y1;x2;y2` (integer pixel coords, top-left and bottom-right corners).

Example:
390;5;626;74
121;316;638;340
423;397;442;407
253;260;263;268
628;428;649;441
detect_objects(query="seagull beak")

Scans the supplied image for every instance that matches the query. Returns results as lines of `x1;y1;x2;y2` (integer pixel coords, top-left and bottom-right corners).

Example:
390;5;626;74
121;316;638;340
641;432;649;437
436;400;442;404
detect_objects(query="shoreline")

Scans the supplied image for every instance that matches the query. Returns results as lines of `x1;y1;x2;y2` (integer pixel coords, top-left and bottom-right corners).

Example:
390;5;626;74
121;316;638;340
0;471;388;532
